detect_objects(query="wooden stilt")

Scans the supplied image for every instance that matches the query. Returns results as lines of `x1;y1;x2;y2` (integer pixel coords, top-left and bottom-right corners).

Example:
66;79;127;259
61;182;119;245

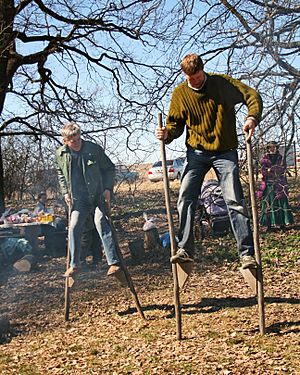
246;140;266;335
64;204;71;321
158;112;182;340
108;217;146;320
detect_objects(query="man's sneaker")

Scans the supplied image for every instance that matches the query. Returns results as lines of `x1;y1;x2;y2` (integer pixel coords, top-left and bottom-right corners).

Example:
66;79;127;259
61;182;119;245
107;264;122;276
170;249;194;264
241;255;257;269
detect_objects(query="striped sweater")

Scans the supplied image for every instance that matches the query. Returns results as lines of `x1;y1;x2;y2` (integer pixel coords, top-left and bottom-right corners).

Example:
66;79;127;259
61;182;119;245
165;73;263;152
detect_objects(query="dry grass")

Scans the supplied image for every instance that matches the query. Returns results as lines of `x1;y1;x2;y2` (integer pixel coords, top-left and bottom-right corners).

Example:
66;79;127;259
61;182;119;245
0;176;299;375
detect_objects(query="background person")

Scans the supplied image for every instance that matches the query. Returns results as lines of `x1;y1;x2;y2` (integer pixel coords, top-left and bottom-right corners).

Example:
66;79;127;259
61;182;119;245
55;122;121;277
155;53;263;269
33;191;49;216
33;191;65;229
257;141;294;230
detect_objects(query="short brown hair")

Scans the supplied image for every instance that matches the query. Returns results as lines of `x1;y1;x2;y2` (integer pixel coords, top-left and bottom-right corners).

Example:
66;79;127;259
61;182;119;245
267;141;279;151
38;191;47;200
181;54;204;75
61;122;81;140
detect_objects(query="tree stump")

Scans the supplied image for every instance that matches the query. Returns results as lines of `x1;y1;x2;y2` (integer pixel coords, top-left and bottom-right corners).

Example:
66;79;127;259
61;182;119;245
0;316;10;335
128;239;145;260
143;227;160;252
13;254;37;273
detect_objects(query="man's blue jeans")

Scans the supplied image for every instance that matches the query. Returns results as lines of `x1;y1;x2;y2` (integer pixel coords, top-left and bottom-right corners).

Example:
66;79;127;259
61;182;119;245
177;148;254;258
69;199;119;268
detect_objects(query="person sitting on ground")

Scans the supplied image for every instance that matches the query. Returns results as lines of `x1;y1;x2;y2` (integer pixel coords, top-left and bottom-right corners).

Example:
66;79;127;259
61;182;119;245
55;122;121;277
257;141;294;231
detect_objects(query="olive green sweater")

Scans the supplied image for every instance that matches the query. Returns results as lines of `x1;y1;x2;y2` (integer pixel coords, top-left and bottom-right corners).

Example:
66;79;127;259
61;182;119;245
165;73;263;152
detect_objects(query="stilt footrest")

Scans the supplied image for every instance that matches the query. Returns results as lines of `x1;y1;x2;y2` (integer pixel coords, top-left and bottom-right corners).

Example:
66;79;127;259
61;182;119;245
114;270;127;288
177;262;193;290
67;276;75;288
239;267;259;295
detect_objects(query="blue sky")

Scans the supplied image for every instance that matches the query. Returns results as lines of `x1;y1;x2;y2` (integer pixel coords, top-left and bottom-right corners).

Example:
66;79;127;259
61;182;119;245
2;0;299;166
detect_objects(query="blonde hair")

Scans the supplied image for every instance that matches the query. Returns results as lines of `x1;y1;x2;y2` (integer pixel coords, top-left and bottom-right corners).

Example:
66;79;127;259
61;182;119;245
61;122;81;140
180;54;204;75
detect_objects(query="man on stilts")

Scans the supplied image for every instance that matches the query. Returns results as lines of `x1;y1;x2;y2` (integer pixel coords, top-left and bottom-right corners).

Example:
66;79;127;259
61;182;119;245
56;122;122;278
155;53;263;270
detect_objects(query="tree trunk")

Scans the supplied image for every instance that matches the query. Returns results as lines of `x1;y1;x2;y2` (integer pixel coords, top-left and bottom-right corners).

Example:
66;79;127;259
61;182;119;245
0;0;17;214
0;138;4;214
0;315;10;335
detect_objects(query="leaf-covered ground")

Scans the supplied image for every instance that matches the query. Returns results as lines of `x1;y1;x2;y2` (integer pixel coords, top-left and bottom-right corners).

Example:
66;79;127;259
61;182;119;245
0;178;299;374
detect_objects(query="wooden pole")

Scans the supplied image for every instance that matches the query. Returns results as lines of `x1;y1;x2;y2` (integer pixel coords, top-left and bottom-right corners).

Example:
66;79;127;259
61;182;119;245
158;112;182;340
108;217;146;320
64;204;71;321
246;140;266;335
63;199;144;320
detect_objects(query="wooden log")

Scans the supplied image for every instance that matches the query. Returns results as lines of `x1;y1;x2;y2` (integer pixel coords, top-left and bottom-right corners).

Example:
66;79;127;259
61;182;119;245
13;254;37;272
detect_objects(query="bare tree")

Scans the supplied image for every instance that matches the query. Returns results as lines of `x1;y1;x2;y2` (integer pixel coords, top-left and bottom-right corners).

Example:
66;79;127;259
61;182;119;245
0;0;195;212
1;0;299;212
2;134;58;200
181;0;299;154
